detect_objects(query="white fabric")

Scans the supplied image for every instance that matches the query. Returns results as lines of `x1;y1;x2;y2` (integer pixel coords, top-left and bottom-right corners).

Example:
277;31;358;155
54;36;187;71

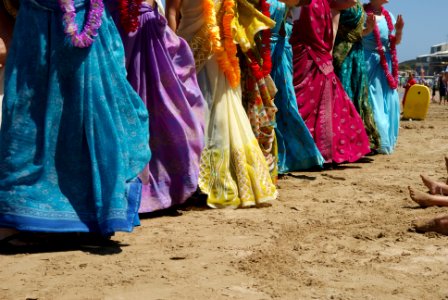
154;0;165;15
177;0;259;152
176;0;277;207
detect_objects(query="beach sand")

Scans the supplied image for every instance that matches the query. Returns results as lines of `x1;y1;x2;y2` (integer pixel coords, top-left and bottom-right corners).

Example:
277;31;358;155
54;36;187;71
1;102;448;300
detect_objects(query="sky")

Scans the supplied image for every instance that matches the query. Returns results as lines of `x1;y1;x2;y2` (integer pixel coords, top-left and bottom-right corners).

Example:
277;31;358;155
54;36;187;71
380;0;448;62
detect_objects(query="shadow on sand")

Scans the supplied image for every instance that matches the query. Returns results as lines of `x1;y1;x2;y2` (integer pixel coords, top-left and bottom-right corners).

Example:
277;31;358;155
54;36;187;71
0;233;127;255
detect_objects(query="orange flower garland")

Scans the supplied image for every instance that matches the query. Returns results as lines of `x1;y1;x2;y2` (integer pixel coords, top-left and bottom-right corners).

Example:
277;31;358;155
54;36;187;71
203;0;240;88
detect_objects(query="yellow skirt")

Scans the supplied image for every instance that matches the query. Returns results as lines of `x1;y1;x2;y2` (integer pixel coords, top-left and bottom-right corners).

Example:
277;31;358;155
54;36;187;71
198;57;277;208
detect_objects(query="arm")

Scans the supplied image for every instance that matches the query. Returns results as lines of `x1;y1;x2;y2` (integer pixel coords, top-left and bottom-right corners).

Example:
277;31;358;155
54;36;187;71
330;0;356;11
0;38;6;68
0;7;14;68
362;13;375;36
394;14;404;45
166;0;182;32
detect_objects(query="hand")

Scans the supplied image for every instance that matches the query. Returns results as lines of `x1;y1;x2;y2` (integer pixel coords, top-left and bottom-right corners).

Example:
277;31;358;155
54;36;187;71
0;37;6;68
365;13;375;33
395;14;404;32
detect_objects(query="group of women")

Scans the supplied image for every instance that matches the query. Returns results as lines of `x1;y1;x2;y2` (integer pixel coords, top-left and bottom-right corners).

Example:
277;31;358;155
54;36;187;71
0;0;404;244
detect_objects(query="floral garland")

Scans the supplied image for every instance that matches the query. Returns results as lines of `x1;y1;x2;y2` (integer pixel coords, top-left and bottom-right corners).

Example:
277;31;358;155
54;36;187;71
59;0;104;48
365;5;399;89
118;0;143;33
259;0;272;77
245;0;272;81
246;50;264;81
203;0;240;88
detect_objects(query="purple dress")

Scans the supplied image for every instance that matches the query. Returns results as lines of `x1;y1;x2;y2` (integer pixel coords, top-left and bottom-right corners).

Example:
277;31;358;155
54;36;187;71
114;3;206;212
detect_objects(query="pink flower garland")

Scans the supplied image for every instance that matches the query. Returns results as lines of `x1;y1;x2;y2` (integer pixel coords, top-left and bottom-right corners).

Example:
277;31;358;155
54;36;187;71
59;0;104;48
365;5;399;90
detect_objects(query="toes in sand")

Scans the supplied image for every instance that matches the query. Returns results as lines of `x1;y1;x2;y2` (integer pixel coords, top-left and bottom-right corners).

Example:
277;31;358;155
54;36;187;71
408;186;434;208
420;175;440;195
413;215;448;235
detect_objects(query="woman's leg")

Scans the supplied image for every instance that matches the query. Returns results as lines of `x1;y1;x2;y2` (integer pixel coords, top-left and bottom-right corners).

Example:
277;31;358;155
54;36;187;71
420;175;448;195
409;186;448;207
413;215;448;235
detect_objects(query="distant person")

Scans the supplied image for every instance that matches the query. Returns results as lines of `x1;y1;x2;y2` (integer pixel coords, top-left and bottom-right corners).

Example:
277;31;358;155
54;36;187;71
402;73;416;107
431;72;438;102
438;72;447;105
401;75;407;87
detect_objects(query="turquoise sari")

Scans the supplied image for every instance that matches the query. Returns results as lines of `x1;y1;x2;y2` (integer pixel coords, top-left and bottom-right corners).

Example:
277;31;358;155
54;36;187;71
268;0;323;173
0;0;150;234
362;9;399;154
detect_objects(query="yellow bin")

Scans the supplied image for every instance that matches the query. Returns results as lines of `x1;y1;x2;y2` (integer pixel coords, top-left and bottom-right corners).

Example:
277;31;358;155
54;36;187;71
402;84;430;120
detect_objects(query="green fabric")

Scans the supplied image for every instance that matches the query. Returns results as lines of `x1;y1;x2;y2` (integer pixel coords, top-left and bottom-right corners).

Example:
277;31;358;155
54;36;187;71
333;1;380;149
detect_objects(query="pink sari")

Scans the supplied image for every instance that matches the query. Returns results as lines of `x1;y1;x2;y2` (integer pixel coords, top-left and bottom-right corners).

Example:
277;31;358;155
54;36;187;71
290;0;370;163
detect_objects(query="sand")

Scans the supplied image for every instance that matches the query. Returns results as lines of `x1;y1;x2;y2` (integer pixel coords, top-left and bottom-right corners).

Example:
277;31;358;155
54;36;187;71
1;103;448;300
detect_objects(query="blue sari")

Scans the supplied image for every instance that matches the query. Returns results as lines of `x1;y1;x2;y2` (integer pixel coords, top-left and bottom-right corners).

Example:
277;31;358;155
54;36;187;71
0;0;151;234
363;12;399;154
268;0;323;173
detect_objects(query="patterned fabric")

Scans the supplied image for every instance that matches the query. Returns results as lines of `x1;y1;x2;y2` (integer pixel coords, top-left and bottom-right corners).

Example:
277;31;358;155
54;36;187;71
291;0;370;163
363;11;399;154
268;0;323;173
178;0;277;208
0;0;16;125
0;0;150;234
113;3;205;213
199;139;277;208
237;0;278;182
333;1;380;149
241;67;278;181
188;25;214;73
234;0;274;52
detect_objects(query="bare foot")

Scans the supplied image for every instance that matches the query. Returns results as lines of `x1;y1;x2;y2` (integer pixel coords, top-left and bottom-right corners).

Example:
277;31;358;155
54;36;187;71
409;186;436;207
420;175;442;195
413;215;448;235
409;186;448;207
